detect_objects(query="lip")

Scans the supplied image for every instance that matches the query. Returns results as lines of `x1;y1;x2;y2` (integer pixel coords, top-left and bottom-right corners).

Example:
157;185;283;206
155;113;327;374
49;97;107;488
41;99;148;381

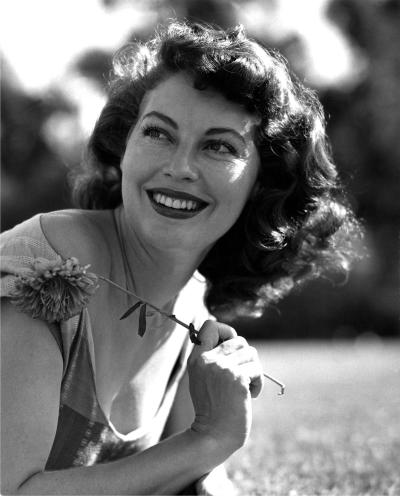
146;188;209;220
146;188;209;205
147;194;206;219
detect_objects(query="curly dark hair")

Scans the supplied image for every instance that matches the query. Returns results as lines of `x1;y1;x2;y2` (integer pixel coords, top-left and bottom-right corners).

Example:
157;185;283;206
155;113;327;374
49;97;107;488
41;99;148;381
73;20;362;319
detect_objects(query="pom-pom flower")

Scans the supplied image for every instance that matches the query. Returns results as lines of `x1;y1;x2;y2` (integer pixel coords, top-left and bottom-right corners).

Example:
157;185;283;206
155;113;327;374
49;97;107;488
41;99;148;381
11;257;99;322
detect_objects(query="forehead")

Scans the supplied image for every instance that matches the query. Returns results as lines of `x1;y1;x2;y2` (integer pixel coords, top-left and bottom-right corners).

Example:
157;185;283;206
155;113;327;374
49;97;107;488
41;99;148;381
139;72;259;133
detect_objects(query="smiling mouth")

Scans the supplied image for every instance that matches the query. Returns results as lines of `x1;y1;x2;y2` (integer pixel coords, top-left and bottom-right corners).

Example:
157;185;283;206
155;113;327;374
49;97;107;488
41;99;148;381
147;189;208;218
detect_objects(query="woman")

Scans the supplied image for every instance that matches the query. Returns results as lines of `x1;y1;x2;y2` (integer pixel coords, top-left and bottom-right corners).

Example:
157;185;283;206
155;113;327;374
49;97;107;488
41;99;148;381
1;21;360;495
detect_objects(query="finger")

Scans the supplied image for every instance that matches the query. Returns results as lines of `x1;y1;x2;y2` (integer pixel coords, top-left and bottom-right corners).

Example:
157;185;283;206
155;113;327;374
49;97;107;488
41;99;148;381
196;320;237;351
217;336;249;355
219;345;258;367
238;361;264;398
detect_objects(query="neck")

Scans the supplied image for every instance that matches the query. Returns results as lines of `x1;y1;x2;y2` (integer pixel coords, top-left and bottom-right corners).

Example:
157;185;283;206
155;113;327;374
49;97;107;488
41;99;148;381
117;206;207;309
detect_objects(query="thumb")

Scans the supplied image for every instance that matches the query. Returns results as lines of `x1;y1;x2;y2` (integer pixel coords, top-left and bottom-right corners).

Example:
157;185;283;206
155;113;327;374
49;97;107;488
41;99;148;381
196;320;237;351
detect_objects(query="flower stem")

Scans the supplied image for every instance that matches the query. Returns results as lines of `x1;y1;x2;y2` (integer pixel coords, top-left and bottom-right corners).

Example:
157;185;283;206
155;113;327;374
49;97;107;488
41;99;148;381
99;275;285;395
263;373;285;395
99;276;194;332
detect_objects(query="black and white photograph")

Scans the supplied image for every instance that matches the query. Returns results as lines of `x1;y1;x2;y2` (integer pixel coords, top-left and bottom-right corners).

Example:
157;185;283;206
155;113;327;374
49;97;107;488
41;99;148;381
1;1;399;495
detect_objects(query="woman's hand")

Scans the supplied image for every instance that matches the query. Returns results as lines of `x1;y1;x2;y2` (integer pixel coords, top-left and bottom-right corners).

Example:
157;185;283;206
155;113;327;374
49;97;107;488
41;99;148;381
187;320;264;458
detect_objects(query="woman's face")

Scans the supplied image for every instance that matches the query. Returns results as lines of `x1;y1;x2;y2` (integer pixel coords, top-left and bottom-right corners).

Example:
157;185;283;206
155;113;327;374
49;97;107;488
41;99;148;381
120;72;260;255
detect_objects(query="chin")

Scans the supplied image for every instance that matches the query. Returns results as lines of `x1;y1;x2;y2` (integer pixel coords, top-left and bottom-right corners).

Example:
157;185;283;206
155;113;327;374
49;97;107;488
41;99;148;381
147;225;213;255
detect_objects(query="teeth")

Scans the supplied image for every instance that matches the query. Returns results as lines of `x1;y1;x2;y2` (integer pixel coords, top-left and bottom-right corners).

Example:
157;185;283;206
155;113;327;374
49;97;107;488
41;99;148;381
152;193;201;211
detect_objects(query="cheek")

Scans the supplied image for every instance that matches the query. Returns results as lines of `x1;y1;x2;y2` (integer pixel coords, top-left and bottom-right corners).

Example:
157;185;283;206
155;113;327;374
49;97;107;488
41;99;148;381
120;151;145;203
223;160;253;184
121;145;152;180
224;164;258;207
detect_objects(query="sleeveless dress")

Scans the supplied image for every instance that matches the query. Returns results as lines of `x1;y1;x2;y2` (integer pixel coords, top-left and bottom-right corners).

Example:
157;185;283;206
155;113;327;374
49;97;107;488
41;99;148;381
0;210;209;474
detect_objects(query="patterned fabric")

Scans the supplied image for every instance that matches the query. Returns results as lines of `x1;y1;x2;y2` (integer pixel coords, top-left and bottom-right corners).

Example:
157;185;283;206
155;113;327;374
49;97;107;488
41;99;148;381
0;212;207;472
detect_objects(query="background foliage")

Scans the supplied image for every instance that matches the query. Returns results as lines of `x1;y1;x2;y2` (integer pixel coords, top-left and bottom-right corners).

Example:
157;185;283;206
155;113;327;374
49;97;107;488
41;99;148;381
1;0;399;339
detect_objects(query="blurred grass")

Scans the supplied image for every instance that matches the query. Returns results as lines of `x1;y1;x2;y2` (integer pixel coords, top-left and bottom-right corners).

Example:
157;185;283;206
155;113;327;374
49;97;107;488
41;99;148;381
226;340;400;496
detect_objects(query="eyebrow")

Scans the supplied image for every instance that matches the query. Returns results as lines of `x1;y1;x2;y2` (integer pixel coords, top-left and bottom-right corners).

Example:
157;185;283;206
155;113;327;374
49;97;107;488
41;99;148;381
205;128;246;146
142;111;177;129
142;111;247;145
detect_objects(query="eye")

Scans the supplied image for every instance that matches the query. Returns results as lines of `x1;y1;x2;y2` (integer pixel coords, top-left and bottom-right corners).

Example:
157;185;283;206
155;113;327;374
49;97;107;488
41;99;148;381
205;140;238;156
142;125;171;142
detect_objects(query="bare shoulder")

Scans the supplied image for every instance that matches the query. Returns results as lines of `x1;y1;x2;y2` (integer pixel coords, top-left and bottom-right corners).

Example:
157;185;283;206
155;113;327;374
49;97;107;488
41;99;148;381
1;298;63;377
40;209;116;274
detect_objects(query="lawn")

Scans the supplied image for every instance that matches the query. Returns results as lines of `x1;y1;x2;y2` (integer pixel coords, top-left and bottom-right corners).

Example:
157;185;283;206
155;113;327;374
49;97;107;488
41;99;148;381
226;339;400;496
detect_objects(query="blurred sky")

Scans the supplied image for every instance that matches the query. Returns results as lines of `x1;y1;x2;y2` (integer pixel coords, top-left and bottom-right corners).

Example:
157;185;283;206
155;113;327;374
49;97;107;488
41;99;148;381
1;0;156;92
1;0;367;140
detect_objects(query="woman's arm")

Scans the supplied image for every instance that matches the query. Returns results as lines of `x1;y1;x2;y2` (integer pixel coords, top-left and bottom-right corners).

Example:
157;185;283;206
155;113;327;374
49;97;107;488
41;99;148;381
0;302;224;495
1;300;64;493
2;305;259;495
164;371;238;495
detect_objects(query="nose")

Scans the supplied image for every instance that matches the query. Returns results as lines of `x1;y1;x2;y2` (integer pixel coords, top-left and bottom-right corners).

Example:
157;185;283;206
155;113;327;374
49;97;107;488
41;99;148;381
162;146;199;182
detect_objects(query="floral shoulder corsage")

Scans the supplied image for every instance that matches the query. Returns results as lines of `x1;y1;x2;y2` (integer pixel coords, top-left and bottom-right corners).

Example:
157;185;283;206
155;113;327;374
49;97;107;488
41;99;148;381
10;257;98;323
